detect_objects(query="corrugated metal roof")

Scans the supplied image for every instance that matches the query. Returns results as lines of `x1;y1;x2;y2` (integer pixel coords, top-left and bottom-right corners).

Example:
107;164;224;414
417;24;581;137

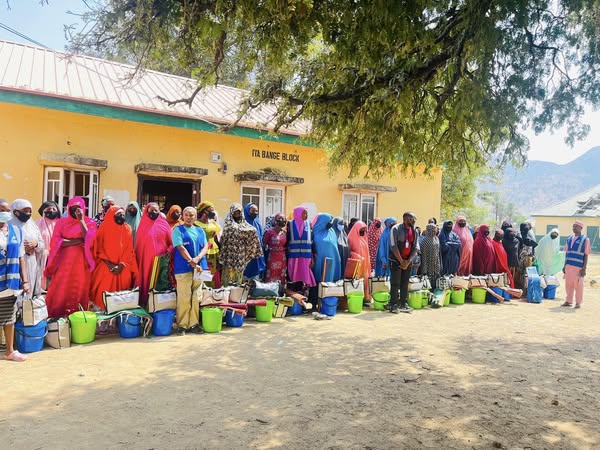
0;39;307;136
531;184;600;217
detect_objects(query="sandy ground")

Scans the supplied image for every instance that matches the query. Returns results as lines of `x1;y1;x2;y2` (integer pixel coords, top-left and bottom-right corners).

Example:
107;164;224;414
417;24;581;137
2;259;600;450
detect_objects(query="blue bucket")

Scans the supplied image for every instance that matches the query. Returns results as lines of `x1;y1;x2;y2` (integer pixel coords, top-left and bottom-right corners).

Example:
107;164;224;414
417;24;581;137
15;320;47;353
152;309;175;336
486;287;504;304
225;310;245;327
117;314;142;338
544;285;557;299
320;296;338;316
503;289;511;301
289;301;303;316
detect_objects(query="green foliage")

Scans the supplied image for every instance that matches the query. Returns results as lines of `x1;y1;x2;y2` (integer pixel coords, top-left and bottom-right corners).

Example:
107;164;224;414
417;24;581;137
71;0;600;178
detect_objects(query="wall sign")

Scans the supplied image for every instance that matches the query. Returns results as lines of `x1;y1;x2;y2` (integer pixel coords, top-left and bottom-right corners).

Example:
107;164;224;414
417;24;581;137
251;148;300;162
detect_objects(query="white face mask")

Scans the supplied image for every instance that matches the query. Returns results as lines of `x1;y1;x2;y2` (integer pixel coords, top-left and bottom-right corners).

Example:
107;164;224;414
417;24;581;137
337;224;345;232
0;211;12;223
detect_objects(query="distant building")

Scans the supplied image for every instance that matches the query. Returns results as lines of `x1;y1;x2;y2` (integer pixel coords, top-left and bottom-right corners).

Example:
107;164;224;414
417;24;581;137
0;40;441;225
531;184;600;252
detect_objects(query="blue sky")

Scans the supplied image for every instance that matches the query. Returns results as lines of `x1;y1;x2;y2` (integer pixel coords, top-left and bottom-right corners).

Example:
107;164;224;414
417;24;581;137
1;0;598;165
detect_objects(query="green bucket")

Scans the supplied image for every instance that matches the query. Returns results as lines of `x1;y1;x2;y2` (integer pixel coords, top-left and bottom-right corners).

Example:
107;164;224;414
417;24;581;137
201;307;223;333
407;291;422;309
451;289;466;305
421;291;429;307
471;288;487;304
68;310;97;344
256;299;275;322
372;291;390;311
347;292;364;313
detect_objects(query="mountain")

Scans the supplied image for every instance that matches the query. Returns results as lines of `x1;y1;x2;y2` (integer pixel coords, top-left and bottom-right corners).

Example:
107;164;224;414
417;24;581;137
480;146;600;216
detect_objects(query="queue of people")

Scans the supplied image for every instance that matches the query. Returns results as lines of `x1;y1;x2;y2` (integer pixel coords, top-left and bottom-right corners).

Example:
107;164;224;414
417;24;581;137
0;194;592;361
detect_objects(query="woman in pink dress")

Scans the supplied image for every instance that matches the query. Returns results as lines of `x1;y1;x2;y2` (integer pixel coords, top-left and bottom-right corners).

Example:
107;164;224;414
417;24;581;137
286;206;316;287
35;201;60;291
45;197;97;317
263;213;288;284
134;202;173;307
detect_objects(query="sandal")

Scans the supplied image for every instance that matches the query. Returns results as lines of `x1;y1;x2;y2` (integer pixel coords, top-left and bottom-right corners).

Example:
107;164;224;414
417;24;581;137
5;350;27;362
561;302;572;307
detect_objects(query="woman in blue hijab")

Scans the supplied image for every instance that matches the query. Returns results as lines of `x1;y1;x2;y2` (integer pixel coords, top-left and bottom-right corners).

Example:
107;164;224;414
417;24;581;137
243;203;266;278
375;217;397;277
332;217;350;276
312;213;341;283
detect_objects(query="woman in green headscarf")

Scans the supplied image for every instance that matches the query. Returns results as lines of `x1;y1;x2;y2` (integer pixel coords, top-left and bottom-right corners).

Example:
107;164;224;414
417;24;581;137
536;228;565;275
195;201;221;287
125;201;142;245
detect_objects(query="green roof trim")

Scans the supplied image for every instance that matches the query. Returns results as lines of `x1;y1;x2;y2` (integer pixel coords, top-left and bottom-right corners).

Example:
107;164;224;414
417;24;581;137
0;89;313;147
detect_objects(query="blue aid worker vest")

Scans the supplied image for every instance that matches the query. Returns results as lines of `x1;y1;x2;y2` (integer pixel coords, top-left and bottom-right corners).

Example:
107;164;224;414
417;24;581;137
565;234;588;268
288;221;312;259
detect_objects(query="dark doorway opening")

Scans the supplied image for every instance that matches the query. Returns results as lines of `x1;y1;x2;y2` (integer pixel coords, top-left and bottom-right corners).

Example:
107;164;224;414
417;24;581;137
138;176;200;213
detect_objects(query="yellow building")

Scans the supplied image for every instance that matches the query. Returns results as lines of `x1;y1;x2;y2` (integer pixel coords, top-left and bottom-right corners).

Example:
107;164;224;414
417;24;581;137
531;184;600;252
0;40;441;225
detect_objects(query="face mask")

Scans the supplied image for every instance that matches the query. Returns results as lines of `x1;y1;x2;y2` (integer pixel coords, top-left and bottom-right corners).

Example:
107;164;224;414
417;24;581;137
171;212;181;221
44;210;58;219
458;222;466;228
326;221;333;229
375;223;381;229
69;207;79;219
248;212;258;220
483;230;490;236
148;211;160;220
0;211;12;223
114;215;126;225
337;224;345;232
551;234;558;240
444;225;452;232
276;219;286;227
15;211;31;223
128;209;137;217
359;230;366;237
208;211;216;219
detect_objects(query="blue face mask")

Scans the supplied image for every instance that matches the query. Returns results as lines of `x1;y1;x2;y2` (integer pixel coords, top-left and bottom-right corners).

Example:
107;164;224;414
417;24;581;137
0;211;12;223
337;224;345;232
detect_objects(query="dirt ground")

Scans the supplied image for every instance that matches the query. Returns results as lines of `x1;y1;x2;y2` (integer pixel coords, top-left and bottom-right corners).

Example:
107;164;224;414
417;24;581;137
2;257;600;450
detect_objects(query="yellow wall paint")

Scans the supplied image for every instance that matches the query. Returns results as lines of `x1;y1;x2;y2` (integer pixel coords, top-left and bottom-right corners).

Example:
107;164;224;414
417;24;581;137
0;102;441;225
533;216;600;238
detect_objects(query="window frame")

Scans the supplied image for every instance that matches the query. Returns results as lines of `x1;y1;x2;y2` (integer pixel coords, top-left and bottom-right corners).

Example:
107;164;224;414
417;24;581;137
240;183;285;226
43;166;99;217
342;191;377;224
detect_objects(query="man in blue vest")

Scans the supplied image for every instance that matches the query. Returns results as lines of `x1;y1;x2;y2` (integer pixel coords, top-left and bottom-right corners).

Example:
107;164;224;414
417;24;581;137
562;220;591;309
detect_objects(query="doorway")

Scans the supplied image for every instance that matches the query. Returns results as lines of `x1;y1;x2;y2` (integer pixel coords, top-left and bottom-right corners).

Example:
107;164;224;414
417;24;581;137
138;176;200;213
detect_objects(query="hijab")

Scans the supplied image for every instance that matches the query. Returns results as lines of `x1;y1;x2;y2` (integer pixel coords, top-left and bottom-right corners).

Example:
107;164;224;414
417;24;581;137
125;201;142;243
375;217;397;276
293;206;307;237
166;205;183;229
536;228;564;275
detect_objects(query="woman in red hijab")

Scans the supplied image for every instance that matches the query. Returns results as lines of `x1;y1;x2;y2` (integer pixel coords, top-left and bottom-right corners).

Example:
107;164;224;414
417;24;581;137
348;220;372;302
134;203;173;307
45;197;97;317
472;224;496;275
90;206;139;310
367;218;383;270
492;229;515;287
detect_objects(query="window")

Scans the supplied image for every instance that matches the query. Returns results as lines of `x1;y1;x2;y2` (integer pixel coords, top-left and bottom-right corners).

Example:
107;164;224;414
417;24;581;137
546;224;558;233
241;185;285;225
342;192;377;224
44;167;99;217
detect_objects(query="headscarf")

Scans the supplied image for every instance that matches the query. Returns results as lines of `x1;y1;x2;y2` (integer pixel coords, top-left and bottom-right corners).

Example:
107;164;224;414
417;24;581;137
166;205;183;229
93;206;137;270
243;203;266;277
135;202;172;256
501;221;512;233
347;218;359;234
45;196;97;276
332;216;350;274
438;220;461;275
311;213;341;282
197;201;213;214
375;217;397;277
347;220;371;279
125;201;142;243
367;218;383;269
472;224;496;275
452;215;474;276
536;228;564;275
502;227;520;267
219;203;263;272
419;223;442;282
11;198;45;295
37;200;60;217
101;196;114;208
11;198;32;211
293;206;307;237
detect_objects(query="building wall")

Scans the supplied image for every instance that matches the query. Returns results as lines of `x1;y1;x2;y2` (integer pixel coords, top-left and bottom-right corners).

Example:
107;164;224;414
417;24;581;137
0;101;442;224
533;215;600;252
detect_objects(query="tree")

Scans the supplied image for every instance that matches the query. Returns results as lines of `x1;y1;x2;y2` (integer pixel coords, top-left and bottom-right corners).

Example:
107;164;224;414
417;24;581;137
71;0;600;177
